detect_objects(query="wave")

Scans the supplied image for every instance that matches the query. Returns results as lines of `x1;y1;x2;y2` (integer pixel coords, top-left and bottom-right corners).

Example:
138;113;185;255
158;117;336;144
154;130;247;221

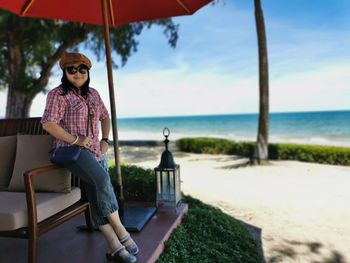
115;130;350;148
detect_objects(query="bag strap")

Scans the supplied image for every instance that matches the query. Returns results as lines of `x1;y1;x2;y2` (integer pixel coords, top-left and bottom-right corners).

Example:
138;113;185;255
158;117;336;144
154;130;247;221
87;103;92;137
74;90;92;137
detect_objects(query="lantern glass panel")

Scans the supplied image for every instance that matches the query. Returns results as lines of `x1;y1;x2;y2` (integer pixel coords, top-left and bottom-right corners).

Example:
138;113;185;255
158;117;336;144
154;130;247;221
161;171;169;200
175;168;181;203
169;171;175;195
156;170;161;195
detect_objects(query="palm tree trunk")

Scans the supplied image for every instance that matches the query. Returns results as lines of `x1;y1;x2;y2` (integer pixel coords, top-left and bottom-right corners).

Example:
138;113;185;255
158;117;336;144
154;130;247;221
253;0;269;164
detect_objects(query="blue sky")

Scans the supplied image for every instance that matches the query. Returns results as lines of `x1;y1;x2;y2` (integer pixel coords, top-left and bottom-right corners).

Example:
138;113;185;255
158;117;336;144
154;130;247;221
1;0;350;118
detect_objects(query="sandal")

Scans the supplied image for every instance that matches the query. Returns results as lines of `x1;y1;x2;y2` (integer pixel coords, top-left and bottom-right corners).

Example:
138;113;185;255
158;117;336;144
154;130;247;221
106;245;137;263
120;233;140;255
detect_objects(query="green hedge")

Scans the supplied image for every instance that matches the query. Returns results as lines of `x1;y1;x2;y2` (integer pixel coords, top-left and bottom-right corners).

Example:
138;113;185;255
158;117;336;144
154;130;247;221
109;164;156;202
108;165;261;262
177;137;350;166
158;195;261;263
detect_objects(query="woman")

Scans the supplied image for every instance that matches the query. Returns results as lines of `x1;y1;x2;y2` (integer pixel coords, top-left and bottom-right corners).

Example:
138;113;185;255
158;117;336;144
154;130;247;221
41;52;138;263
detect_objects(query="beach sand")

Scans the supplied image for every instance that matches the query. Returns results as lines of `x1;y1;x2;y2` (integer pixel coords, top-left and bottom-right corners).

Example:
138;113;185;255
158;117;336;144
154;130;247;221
112;144;350;263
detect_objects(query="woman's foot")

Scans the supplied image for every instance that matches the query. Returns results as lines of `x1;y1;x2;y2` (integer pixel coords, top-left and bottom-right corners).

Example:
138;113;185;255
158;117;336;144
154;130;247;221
106;246;137;263
120;233;139;255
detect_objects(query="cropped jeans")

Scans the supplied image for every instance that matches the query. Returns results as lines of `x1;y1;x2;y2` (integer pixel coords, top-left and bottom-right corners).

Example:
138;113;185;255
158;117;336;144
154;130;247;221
62;148;118;227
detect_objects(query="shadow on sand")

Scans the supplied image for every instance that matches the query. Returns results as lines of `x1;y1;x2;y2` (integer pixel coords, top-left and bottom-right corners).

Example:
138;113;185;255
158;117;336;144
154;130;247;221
232;222;347;263
269;239;346;263
117;141;189;164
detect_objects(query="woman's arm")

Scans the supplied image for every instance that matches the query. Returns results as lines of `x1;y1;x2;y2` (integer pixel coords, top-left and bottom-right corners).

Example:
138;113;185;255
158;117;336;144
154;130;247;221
101;117;110;139
100;117;110;154
42;121;91;147
42;121;77;144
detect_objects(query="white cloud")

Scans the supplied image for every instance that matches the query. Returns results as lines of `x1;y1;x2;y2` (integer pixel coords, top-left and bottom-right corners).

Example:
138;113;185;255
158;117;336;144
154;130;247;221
270;63;350;112
96;67;258;118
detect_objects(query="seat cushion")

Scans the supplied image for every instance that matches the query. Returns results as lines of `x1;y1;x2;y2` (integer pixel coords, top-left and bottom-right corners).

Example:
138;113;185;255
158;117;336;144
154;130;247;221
0;136;17;190
8;135;71;192
0;187;81;231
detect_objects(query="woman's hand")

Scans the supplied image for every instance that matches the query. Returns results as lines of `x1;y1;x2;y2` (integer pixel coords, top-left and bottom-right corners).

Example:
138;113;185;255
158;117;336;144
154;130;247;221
76;136;93;148
100;140;109;154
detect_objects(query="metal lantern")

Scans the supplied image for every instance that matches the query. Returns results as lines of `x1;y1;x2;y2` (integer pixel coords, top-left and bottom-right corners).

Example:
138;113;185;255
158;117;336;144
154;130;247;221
155;128;181;208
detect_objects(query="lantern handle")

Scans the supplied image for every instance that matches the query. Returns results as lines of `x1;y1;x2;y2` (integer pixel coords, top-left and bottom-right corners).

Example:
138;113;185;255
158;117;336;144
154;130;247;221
163;127;170;138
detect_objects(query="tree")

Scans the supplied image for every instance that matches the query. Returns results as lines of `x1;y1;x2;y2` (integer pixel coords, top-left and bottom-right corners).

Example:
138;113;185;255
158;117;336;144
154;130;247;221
0;10;178;118
253;0;269;164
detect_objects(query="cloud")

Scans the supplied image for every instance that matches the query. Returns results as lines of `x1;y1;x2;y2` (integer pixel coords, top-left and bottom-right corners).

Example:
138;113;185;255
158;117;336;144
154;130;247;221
271;63;350;112
83;64;258;118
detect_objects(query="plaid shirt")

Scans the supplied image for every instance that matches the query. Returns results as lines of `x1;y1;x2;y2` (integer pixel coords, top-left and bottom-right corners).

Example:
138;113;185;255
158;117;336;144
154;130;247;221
41;85;109;161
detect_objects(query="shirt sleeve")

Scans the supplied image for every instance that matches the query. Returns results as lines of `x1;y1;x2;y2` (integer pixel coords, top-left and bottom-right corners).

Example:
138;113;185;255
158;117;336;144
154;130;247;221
41;89;66;124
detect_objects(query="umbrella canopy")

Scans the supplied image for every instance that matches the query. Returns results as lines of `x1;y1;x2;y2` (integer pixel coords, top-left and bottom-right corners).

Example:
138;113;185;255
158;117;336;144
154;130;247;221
0;0;213;215
0;0;212;26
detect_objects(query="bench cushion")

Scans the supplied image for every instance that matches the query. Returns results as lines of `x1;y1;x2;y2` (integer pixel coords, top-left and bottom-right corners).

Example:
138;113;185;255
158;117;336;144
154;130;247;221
8;135;71;193
0;136;16;190
0;187;81;231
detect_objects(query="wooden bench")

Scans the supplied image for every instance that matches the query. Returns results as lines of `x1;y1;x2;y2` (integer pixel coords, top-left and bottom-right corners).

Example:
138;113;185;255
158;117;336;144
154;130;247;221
0;117;93;263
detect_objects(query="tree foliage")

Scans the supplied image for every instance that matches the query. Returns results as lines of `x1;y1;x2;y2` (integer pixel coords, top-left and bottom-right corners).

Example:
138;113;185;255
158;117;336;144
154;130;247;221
0;10;179;117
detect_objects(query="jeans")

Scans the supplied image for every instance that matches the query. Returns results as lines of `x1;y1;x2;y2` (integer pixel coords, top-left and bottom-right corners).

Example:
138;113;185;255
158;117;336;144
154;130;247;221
62;149;118;227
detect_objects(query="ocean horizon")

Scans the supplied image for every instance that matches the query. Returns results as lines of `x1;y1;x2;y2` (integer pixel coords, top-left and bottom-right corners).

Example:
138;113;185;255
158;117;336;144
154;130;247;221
115;110;350;147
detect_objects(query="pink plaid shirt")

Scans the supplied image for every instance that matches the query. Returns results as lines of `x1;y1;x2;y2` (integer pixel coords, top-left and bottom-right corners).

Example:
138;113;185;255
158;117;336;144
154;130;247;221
41;85;109;161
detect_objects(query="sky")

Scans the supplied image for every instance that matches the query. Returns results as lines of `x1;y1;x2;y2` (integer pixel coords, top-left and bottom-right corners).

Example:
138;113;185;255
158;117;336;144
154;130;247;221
1;0;350;118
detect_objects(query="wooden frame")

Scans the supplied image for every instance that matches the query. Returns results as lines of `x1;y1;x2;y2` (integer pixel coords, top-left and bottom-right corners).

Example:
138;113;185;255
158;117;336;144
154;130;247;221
0;117;93;263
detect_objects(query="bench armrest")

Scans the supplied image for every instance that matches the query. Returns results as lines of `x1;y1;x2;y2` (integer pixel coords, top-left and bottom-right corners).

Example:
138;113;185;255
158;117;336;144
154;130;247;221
23;164;63;231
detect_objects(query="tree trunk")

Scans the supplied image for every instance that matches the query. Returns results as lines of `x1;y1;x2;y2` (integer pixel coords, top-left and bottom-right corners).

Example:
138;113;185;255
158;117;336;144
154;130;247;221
6;88;34;118
5;19;32;118
253;0;269;164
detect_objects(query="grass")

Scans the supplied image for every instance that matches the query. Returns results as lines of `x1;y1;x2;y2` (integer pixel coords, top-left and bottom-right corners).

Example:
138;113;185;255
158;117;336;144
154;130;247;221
158;195;262;263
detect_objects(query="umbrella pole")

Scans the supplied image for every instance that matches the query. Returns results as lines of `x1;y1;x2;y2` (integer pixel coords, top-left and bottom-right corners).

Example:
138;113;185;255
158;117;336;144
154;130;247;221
101;0;124;218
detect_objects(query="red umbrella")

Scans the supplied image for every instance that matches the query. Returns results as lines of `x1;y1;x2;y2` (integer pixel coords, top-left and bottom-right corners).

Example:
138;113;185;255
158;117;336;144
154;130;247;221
0;0;213;214
0;0;212;26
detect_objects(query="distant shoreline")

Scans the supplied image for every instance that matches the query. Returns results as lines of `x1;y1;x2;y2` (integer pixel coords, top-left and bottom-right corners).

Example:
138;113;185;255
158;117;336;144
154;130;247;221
117;140;164;147
115;110;350;148
111;139;350;149
118;109;350;120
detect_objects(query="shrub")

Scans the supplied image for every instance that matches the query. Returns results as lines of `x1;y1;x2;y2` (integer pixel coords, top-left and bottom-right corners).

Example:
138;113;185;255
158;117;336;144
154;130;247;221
269;143;350;166
109;164;156;202
176;137;233;154
177;137;350;166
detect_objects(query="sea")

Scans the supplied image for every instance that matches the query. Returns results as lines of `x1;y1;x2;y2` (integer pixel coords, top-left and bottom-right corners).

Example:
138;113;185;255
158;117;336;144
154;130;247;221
116;110;350;147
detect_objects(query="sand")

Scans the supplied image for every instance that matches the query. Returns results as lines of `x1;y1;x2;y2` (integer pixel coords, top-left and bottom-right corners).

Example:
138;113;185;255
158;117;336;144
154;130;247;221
113;145;350;263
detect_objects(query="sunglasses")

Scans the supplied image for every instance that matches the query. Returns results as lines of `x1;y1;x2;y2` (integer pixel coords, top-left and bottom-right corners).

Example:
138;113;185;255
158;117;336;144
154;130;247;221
65;65;89;75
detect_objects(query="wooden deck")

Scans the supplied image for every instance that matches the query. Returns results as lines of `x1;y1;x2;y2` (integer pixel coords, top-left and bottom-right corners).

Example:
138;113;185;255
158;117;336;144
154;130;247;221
0;204;188;263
